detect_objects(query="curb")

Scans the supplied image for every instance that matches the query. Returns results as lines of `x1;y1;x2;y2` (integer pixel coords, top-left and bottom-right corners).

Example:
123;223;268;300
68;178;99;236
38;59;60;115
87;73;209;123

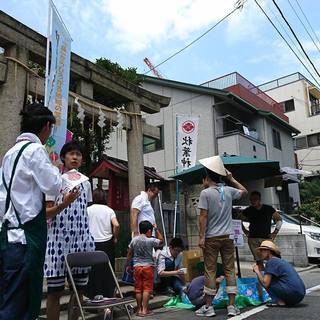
297;264;319;273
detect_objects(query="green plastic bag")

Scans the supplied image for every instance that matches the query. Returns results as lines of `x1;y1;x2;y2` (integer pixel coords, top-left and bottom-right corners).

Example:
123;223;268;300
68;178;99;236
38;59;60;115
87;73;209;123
164;296;195;310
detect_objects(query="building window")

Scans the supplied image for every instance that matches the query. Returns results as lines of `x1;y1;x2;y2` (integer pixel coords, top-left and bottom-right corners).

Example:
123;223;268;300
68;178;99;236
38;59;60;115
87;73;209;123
307;133;320;147
143;125;164;153
309;94;320;116
283;99;295;112
272;129;281;150
294;136;308;150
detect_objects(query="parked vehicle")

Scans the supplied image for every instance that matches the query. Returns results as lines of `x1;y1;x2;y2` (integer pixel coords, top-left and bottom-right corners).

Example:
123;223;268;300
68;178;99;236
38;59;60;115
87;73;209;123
234;206;320;259
276;213;320;259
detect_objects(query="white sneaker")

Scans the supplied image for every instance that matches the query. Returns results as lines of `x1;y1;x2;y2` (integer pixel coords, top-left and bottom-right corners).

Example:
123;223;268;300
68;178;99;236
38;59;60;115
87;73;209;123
195;305;216;317
227;305;240;317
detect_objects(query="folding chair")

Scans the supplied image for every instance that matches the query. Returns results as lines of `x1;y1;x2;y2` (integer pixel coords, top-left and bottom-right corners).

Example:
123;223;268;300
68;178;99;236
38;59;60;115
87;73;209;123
65;251;135;320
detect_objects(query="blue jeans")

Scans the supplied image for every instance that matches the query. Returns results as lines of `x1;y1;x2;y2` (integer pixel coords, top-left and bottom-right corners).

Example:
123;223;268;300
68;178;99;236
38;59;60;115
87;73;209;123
0;243;29;320
160;257;185;295
267;285;304;306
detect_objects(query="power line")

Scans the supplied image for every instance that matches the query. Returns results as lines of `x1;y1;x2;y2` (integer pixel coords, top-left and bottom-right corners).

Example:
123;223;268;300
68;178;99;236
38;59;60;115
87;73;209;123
271;0;320;79
287;0;320;54
143;0;246;75
298;147;315;165
267;2;311;69
254;0;320;87
293;0;320;48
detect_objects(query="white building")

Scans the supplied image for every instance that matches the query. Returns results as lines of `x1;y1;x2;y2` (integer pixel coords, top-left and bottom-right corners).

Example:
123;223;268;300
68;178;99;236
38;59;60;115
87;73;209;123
107;73;300;211
259;72;320;174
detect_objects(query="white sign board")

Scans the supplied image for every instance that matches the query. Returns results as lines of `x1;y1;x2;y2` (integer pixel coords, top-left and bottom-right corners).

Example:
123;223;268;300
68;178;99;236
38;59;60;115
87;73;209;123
176;115;199;173
61;169;89;192
229;219;244;247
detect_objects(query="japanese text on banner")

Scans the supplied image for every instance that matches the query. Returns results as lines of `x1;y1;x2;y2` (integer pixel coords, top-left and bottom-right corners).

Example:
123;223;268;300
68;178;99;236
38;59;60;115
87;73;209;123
45;1;72;162
176;115;199;173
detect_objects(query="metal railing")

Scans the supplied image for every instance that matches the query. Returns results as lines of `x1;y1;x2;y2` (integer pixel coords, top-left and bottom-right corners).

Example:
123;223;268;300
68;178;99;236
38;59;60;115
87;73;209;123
300;214;320;228
202;72;282;108
258;72;306;92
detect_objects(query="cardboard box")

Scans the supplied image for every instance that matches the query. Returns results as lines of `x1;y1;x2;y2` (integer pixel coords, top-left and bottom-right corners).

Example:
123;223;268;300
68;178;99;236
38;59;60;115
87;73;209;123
182;249;203;282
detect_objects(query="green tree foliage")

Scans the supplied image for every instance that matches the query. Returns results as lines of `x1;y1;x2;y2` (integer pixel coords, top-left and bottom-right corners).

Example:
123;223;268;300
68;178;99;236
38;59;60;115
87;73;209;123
299;179;320;223
28;61;46;77
95;58;143;85
67;58;142;173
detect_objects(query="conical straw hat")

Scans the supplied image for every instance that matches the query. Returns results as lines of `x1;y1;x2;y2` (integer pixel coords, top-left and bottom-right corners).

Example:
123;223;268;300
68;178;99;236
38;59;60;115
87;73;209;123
199;155;226;176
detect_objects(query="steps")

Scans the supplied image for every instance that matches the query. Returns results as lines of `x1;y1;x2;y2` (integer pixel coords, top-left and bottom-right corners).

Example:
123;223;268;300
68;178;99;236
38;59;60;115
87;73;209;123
39;280;171;319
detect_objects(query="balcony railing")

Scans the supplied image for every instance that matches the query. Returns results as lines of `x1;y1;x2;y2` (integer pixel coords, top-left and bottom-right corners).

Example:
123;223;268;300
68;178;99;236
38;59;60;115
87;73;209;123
258;72;306;92
217;131;266;159
202;72;282;107
202;72;288;122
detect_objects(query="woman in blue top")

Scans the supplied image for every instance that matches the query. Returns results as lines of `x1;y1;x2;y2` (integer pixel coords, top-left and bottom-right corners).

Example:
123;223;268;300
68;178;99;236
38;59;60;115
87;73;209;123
253;240;305;307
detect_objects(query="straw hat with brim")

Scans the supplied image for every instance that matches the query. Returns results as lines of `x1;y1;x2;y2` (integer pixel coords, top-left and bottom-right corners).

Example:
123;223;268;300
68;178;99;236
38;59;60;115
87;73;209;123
257;240;281;256
199;156;226;176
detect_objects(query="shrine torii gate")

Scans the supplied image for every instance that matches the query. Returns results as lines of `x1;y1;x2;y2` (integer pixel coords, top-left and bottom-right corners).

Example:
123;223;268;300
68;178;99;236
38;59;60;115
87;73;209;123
0;10;170;202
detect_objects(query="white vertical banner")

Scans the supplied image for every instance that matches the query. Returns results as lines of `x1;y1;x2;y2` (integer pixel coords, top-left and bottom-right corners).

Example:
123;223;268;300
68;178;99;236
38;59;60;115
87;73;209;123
45;0;72;162
176;115;200;173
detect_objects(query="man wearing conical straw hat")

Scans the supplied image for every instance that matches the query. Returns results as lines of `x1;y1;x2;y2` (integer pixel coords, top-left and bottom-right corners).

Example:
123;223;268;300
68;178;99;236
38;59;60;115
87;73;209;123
195;156;247;317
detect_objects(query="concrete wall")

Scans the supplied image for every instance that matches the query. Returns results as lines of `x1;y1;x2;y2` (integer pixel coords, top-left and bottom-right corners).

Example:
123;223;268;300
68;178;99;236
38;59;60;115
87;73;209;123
262;117;300;206
237;234;308;267
266;80;313;136
217;133;267;159
265;80;320;172
142;82;216;179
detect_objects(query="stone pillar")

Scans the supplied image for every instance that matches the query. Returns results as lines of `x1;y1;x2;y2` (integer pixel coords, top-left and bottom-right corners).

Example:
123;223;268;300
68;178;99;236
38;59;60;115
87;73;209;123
127;102;145;203
76;79;93;99
0;45;29;161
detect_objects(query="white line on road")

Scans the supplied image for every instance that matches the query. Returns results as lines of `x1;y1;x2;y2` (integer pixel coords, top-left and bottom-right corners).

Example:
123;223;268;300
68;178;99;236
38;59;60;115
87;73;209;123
306;284;320;294
231;305;268;320
231;283;320;320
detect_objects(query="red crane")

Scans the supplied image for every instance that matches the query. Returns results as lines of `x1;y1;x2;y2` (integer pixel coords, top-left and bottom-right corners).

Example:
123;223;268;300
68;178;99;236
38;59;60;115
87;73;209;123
143;57;162;78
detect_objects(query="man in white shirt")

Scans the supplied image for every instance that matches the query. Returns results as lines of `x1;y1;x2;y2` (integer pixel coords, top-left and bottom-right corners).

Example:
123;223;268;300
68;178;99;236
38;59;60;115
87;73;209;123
87;188;120;298
130;184;159;237
0;103;62;320
156;238;186;295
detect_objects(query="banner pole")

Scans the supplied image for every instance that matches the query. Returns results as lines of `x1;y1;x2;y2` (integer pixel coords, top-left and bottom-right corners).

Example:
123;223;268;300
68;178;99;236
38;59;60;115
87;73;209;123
158;193;167;247
44;0;52;107
175;115;180;236
235;246;241;278
173;200;177;238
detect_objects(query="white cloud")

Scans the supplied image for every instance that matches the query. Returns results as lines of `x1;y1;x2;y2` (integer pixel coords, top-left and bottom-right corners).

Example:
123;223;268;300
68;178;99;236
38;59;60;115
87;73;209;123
100;0;237;52
225;0;264;43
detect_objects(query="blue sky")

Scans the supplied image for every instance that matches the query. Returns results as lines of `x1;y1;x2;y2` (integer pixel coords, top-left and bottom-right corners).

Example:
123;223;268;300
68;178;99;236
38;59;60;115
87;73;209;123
1;0;320;86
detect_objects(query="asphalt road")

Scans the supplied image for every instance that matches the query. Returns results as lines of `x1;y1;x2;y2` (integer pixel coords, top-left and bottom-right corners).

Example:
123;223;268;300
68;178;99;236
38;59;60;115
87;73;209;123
121;265;320;320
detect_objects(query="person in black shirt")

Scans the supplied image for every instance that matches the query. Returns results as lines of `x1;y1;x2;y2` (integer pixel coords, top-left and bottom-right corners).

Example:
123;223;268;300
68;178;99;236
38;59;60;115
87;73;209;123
241;191;282;270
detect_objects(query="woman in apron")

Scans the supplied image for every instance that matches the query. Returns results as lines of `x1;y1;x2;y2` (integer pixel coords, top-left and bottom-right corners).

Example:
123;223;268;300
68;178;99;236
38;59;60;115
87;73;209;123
44;141;95;320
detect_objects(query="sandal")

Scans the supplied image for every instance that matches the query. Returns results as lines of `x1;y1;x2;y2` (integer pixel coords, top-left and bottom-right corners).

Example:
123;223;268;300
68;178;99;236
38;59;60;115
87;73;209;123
136;312;146;317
